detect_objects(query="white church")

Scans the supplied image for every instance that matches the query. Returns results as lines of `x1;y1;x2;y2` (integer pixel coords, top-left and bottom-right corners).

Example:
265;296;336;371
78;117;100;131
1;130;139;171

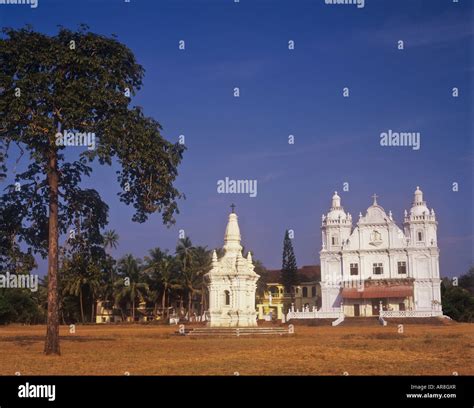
320;187;443;318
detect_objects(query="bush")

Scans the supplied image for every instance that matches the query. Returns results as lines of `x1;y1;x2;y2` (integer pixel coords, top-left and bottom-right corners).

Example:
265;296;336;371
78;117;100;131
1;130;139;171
0;289;43;324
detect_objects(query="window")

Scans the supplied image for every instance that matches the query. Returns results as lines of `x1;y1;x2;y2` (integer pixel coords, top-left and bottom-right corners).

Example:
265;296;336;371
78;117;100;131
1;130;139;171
331;236;339;245
350;263;359;276
398;261;407;274
224;290;230;306
373;263;383;275
311;287;316;297
417;231;423;242
302;287;308;297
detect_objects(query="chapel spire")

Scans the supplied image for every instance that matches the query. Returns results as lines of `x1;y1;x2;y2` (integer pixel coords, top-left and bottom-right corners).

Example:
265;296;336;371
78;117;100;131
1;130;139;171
223;208;242;253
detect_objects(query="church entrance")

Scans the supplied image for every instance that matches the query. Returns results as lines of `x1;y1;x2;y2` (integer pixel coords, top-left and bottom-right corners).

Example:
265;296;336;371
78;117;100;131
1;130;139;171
371;299;381;316
354;304;360;317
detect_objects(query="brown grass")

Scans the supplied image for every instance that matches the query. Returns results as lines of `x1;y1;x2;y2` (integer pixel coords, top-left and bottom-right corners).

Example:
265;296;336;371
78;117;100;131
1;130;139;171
0;323;472;375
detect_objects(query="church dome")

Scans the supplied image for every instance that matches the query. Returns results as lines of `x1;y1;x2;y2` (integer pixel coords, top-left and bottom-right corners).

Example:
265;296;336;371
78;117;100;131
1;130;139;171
410;186;430;217
326;191;347;221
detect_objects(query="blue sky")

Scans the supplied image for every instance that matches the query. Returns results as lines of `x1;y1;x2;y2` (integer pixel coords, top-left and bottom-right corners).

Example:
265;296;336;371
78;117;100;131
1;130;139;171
1;0;473;277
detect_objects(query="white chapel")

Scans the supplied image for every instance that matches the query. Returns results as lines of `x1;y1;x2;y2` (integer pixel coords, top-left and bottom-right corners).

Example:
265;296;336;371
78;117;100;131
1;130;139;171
205;207;260;327
320;187;443;317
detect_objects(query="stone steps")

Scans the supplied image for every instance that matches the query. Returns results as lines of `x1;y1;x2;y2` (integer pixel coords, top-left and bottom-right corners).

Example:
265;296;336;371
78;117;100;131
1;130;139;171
288;318;335;326
179;327;291;337
338;317;382;327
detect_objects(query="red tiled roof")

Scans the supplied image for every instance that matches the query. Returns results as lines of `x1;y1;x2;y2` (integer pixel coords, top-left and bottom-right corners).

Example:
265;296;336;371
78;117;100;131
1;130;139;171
266;265;320;283
342;285;413;299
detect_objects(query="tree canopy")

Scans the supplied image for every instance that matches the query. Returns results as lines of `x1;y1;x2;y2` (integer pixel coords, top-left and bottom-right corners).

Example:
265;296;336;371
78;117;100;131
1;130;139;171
0;25;185;354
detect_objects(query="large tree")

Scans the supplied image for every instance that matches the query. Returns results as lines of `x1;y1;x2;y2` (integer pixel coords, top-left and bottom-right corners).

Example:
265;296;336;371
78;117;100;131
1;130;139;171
281;230;298;298
0;26;185;354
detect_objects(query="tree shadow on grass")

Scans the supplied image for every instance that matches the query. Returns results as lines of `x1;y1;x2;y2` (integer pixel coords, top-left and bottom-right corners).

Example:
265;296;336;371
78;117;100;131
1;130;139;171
0;336;116;347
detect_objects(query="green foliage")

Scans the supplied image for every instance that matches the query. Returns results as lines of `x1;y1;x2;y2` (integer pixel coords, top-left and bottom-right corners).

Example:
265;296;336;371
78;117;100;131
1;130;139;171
441;268;474;322
281;230;298;293
0;25;186;243
0;289;44;324
458;267;474;295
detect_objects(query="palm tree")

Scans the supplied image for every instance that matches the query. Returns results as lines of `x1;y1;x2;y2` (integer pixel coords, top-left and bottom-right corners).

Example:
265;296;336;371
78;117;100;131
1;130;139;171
62;255;102;323
102;230;119;302
176;237;194;275
191;246;211;315
144;248;178;319
103;230;119;251
176;238;196;317
115;254;148;322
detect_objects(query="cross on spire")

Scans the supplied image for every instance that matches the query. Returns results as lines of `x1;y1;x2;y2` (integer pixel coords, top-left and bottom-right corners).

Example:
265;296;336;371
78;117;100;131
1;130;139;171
372;193;378;205
230;203;236;213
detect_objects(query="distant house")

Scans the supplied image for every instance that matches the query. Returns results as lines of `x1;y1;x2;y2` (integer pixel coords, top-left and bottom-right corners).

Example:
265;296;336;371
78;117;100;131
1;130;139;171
95;301;122;324
256;265;321;320
95;300;155;323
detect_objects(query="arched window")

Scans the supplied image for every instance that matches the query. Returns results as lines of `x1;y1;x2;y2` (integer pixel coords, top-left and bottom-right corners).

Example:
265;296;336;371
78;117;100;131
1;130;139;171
311;287;316;297
417;231;423;242
224;290;230;306
302;287;308;297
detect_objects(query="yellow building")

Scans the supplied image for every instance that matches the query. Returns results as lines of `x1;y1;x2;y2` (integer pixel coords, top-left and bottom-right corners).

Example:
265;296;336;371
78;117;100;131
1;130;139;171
257;265;321;321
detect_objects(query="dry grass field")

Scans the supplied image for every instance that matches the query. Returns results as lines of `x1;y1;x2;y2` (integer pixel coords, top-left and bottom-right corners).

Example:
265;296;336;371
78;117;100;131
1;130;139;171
0;323;472;375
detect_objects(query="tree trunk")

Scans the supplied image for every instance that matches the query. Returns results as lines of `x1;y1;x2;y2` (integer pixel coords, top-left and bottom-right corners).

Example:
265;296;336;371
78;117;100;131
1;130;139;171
79;287;84;324
188;291;192;320
132;298;135;322
44;148;60;355
200;284;206;315
161;289;166;318
91;296;95;323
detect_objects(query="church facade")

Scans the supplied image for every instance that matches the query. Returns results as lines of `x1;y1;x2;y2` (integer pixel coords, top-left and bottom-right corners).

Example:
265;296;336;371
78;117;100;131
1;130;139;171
320;187;443;317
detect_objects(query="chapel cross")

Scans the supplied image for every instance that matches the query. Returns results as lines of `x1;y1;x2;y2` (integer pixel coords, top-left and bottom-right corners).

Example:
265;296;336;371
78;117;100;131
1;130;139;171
372;193;378;205
230;203;236;213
